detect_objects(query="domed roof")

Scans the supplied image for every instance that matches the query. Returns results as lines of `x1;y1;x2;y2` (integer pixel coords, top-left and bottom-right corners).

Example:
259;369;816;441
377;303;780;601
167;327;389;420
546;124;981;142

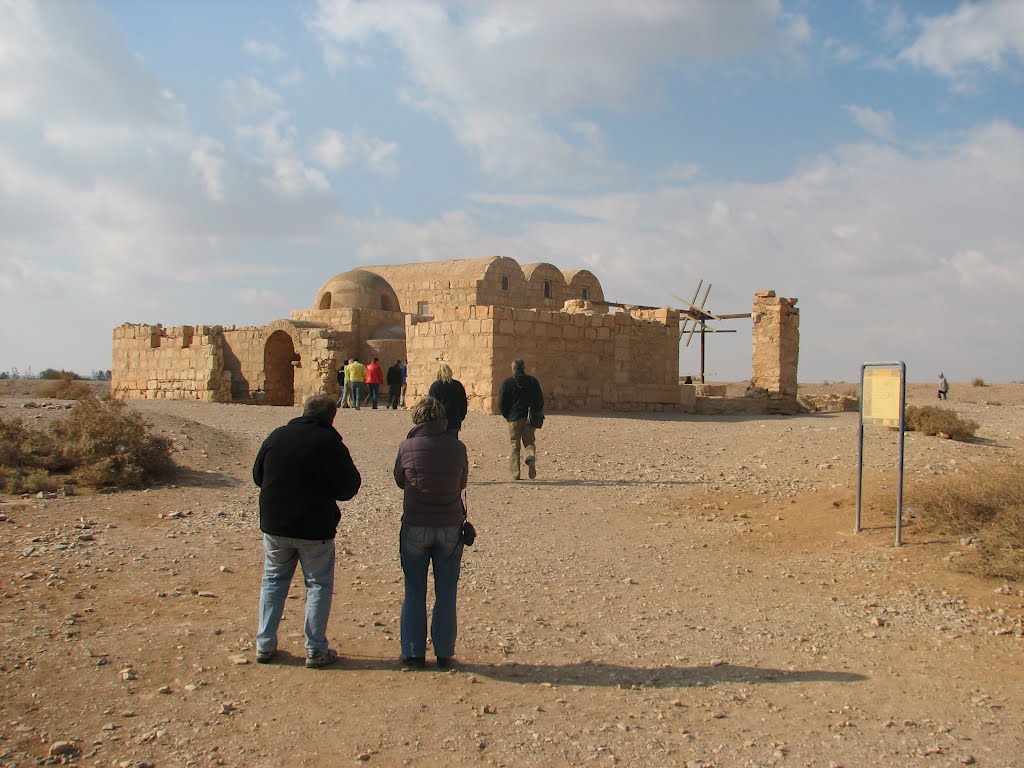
313;269;401;312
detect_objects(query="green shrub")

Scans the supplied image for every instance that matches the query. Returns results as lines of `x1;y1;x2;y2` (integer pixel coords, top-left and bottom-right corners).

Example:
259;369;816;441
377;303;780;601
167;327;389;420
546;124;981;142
972;377;987;387
911;465;1024;580
905;405;979;442
36;378;94;400
39;368;82;380
51;396;174;488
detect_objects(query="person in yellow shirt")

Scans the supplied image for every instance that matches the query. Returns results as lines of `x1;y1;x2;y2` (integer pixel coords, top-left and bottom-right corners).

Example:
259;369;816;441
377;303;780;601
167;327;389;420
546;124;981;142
345;358;368;410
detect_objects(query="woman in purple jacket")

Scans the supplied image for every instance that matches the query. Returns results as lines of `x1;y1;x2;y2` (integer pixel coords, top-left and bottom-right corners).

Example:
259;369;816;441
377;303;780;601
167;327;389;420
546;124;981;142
393;397;469;668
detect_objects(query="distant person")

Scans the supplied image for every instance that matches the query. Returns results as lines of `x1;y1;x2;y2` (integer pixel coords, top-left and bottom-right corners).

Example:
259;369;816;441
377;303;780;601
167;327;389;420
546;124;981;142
938;373;949;401
253;395;362;668
345;358;368;410
393;397;469;669
365;357;384;409
428;362;468;438
400;360;408;407
498;359;544;480
683;375;693;385
336;360;349;409
387;360;403;410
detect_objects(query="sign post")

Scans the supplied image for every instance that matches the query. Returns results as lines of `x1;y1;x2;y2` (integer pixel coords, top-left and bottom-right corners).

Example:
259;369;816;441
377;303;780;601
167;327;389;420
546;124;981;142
855;362;907;546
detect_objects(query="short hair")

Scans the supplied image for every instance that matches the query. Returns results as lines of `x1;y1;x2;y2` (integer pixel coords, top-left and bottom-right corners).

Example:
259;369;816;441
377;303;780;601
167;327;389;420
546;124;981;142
436;362;453;382
512;359;525;373
303;395;337;425
412;396;446;425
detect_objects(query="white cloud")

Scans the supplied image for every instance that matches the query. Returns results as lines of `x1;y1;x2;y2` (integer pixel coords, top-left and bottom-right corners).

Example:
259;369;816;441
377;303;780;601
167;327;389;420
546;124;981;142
311;129;352;170
312;0;795;182
901;0;1024;78
309;129;398;176
245;39;285;61
190;136;226;202
374;121;1024;380
846;105;895;141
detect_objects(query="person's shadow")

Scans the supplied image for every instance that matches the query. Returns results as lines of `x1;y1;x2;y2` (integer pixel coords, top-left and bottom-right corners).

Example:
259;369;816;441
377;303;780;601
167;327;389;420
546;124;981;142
306;656;867;687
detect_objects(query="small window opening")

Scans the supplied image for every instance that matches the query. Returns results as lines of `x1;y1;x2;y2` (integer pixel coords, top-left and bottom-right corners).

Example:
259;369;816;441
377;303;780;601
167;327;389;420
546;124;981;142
500;274;510;292
581;286;590;301
319;292;332;310
417;301;430;316
543;280;552;299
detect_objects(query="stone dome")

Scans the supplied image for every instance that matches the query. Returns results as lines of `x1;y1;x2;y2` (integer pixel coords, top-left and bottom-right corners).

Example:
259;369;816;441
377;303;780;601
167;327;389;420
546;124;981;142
313;269;401;312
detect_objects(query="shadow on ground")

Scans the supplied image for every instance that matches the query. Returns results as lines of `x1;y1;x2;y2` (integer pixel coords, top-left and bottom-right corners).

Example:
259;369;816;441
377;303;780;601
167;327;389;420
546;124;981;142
301;656;868;688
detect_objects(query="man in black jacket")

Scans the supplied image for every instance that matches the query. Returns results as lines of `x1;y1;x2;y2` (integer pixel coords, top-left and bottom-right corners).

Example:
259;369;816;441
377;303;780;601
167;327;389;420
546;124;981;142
253;395;362;668
498;358;544;480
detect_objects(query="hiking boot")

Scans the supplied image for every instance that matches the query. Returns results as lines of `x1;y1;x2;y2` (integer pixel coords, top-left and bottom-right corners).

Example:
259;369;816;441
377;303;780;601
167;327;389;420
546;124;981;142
305;648;339;669
400;656;426;670
525;457;536;479
255;649;277;664
436;657;454;669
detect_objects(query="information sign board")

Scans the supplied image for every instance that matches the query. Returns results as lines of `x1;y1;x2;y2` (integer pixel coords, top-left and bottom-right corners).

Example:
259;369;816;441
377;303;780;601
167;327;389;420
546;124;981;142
862;368;901;427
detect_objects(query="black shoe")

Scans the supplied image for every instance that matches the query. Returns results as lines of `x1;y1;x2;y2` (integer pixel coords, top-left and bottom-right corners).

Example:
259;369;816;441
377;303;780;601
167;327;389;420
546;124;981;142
400;656;426;670
437;657;454;669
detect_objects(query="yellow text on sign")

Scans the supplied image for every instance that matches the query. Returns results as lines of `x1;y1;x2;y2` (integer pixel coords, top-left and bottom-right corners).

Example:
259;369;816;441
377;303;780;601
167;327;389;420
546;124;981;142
862;368;901;427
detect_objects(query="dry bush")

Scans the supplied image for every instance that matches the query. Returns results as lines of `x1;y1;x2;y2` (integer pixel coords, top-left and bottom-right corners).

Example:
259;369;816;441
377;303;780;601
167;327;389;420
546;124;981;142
35;378;94;400
972;377;987;387
0;417;62;493
905;405;979;442
911;464;1024;581
51;396;174;488
0;397;174;493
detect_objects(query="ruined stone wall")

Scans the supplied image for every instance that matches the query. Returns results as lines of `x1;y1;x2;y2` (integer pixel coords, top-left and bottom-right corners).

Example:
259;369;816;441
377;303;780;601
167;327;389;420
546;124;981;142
404;303;679;414
111;324;231;402
751;290;800;400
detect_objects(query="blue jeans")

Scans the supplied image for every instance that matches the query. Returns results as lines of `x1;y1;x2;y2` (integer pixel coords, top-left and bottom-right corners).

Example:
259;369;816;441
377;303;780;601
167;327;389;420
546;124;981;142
367;383;380;408
257;534;335;654
400;524;463;659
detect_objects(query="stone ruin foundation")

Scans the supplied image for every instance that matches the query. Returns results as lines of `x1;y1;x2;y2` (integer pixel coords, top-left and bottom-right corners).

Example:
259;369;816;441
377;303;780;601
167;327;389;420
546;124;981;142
111;257;799;415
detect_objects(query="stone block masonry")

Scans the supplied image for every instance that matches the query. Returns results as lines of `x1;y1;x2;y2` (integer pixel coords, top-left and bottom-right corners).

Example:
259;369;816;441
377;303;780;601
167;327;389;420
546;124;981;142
404;302;681;414
112;324;231;402
751;290;800;407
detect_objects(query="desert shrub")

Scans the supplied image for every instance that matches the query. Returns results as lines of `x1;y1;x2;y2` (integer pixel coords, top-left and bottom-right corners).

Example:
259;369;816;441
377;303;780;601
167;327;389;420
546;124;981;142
905;405;979;442
51;396;174;488
971;377;986;387
0;417;62;493
39;368;82;380
36;378;94;400
911;465;1024;580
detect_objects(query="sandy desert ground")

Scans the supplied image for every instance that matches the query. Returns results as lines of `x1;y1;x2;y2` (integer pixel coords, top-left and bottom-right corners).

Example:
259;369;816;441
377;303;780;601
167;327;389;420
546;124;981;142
1;381;1022;768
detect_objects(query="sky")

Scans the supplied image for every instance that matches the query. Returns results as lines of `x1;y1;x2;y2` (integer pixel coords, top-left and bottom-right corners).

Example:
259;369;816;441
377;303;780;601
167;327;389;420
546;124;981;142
1;0;1022;383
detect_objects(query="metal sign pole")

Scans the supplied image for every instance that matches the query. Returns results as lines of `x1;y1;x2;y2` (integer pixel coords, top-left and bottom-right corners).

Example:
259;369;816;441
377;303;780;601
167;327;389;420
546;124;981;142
856;361;906;547
855;364;866;534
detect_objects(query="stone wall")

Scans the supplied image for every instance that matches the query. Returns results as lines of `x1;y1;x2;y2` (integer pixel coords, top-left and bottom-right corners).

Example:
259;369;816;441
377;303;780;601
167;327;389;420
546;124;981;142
404;302;680;414
751;290;800;399
111;324;231;402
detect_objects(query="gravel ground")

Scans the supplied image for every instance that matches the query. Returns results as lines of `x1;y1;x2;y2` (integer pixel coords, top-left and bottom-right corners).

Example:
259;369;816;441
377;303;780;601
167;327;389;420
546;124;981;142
0;383;1022;767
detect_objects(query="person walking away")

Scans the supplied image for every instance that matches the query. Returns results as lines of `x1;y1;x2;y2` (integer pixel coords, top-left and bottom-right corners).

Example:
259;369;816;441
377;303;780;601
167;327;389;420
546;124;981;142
427;362;468;439
345;358;368;409
366;357;384;409
938;373;949;401
498;359;544;480
336;360;349;408
400;360;408;407
253;395;362;668
387;360;403;409
394;397;469;669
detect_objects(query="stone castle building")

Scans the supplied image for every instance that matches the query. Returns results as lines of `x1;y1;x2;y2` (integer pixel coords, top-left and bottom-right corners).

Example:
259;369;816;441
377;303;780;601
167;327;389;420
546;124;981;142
111;257;799;414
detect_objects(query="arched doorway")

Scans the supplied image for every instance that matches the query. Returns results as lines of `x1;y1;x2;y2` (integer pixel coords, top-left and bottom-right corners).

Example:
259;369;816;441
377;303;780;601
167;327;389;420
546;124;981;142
264;330;296;406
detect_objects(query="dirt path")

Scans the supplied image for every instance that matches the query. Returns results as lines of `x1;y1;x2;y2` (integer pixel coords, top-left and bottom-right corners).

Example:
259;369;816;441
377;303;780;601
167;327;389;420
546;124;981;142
1;386;1022;767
